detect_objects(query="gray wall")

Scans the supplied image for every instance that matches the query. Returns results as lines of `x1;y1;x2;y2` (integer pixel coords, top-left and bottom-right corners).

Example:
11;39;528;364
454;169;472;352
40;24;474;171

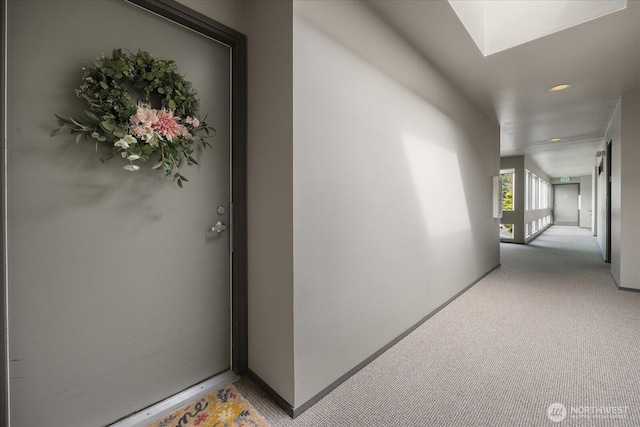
291;0;499;407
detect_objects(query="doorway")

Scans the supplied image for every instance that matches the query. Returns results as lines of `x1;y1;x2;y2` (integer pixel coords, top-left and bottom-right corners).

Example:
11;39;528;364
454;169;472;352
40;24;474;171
2;1;247;425
553;184;580;226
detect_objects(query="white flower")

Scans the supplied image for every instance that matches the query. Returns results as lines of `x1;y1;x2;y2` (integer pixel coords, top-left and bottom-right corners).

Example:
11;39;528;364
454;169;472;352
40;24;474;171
123;135;137;144
114;139;129;149
123;164;140;172
186;116;200;127
127;154;140;161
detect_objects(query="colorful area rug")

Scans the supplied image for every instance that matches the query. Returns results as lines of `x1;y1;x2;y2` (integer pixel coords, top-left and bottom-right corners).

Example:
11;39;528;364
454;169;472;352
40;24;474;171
145;383;270;427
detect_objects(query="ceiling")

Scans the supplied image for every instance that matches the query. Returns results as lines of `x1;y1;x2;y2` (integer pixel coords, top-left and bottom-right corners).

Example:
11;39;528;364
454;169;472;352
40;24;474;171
366;0;640;178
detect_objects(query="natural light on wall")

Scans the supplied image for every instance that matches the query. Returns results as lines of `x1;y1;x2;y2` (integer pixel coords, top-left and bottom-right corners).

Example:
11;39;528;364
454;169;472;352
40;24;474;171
403;134;471;238
447;0;628;56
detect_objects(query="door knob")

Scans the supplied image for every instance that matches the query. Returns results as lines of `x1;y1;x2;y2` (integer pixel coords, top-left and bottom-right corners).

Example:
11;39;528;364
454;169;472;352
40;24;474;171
211;221;227;233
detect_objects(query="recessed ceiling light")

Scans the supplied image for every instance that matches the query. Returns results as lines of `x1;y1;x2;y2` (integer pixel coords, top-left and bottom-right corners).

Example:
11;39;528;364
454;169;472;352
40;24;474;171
549;84;571;92
550;138;562;142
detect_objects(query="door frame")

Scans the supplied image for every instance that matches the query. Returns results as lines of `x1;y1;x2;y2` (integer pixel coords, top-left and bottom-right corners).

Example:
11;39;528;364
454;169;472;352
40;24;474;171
606;139;612;263
0;0;248;422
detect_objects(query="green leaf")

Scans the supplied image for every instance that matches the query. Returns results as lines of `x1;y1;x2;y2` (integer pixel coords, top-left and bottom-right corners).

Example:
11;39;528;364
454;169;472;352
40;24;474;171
55;115;73;126
142;145;153;155
50;128;61;137
84;111;100;122
168;99;176;110
99;81;108;90
100;121;114;132
177;179;183;188
113;128;125;139
75;133;84;144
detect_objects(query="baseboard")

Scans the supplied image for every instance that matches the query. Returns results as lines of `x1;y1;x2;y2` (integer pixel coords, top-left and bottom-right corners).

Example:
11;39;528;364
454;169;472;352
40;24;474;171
608;270;640;292
618;286;640;292
245;370;294;417
248;263;501;419
108;370;239;427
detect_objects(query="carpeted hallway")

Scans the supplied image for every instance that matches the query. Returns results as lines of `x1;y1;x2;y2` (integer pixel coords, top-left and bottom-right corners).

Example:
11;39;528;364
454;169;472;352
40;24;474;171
236;226;640;426
236;226;640;427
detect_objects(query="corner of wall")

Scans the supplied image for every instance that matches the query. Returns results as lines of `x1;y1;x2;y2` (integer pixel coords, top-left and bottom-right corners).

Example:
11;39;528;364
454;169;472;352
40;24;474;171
618;92;640;288
246;0;295;405
0;0;8;422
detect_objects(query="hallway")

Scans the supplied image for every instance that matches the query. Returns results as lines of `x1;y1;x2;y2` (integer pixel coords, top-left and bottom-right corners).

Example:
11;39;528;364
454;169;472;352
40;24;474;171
238;226;640;426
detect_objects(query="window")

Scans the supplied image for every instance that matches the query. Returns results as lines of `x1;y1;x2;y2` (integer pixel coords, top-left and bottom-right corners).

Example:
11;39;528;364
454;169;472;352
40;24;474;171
500;223;514;239
500;169;514;211
525;170;550;211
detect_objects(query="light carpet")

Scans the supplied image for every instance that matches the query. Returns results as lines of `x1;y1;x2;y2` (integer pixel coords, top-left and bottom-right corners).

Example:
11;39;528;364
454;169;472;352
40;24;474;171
236;226;640;426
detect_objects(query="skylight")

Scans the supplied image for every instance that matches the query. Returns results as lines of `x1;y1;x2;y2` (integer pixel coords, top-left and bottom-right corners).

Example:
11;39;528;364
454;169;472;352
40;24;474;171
448;0;628;56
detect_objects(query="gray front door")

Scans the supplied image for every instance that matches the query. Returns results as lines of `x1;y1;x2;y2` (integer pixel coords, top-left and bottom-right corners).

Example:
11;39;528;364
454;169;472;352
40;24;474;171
554;184;580;226
6;1;231;425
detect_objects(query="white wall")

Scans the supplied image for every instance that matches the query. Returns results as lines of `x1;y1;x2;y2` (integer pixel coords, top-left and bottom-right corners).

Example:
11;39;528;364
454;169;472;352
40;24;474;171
292;0;500;408
245;1;295;405
618;92;640;289
579;175;593;229
600;93;640;289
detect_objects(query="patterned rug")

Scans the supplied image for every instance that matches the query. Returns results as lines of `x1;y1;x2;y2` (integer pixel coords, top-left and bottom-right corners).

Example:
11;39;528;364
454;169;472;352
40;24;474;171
145;383;270;427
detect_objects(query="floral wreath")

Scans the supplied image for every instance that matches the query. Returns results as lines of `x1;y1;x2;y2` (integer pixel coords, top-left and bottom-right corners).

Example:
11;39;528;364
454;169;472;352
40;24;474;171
51;48;215;187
